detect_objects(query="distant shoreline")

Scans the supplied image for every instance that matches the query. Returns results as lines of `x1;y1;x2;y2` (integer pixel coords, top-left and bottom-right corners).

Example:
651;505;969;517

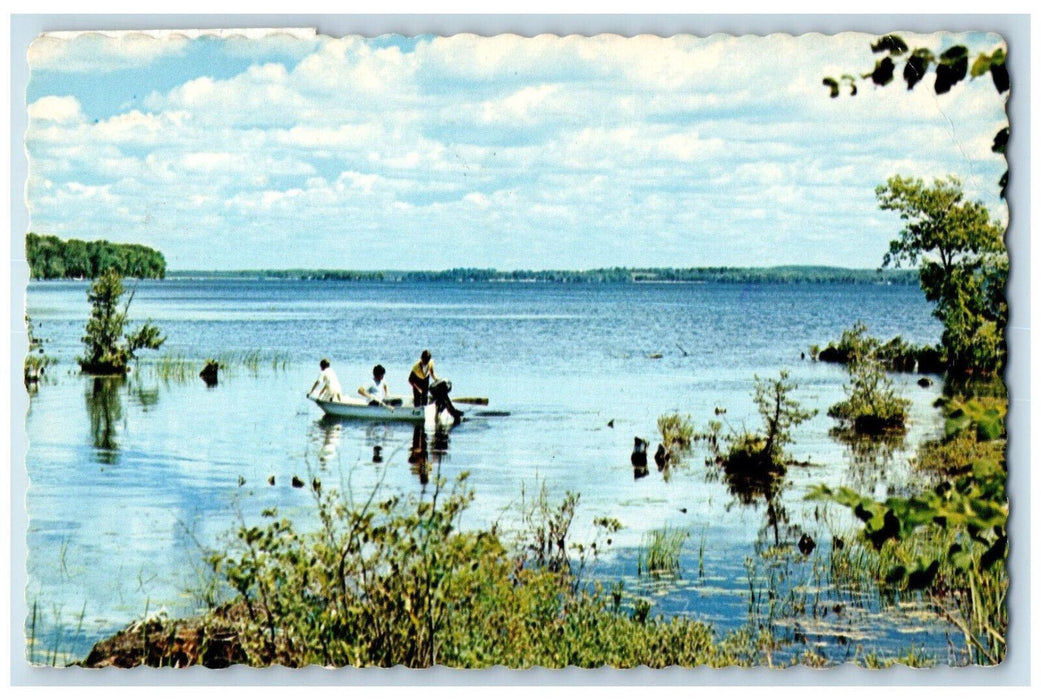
156;266;919;285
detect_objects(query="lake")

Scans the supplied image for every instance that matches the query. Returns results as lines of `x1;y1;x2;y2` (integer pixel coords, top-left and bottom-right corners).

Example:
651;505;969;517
22;278;963;665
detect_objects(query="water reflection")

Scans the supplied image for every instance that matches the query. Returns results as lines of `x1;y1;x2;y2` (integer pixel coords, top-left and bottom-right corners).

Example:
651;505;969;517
85;376;125;464
310;416;454;486
721;461;789;548
315;415;343;465
408;424;451;485
833;431;905;493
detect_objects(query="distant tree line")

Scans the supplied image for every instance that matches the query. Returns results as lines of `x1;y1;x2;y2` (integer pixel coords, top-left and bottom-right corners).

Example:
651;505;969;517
168;265;919;285
26;233;166;280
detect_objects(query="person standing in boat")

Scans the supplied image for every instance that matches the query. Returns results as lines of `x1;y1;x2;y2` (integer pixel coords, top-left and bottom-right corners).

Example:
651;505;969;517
358;364;391;406
408;350;436;407
308;358;343;402
409;349;464;423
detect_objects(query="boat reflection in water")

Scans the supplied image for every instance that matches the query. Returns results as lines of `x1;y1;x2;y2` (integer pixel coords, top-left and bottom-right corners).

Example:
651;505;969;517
313;414;454;486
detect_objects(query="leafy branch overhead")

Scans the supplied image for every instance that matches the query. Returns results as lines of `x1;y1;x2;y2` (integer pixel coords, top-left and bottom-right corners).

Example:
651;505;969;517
823;34;1010;196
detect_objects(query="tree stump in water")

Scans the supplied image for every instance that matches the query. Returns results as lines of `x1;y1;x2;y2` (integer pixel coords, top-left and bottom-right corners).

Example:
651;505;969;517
200;360;219;387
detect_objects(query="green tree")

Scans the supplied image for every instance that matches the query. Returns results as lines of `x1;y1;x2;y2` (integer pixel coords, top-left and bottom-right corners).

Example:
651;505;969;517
876;175;1007;375
79;269;165;375
720;370;817;474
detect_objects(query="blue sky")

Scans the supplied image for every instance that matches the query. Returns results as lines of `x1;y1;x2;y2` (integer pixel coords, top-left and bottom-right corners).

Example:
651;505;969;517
24;29;1009;271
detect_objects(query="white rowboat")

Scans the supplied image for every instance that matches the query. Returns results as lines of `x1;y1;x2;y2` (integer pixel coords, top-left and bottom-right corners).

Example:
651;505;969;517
310;396;455;425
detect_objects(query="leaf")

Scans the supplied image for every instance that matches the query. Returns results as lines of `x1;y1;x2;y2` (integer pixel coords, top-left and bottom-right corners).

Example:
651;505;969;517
871;35;908;55
992;127;1009;154
935;47;969;94
870;57;895;86
903;54;928;90
907;560;939;590
980;535;1007;570
970;53;992;78
991;61;1010;93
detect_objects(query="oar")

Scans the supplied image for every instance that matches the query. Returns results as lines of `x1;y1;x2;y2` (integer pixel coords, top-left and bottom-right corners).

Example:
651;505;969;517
453;397;489;405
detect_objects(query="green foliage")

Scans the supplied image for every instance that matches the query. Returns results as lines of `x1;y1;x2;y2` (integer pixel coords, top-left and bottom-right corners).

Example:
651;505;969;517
78;269;166;375
815;321;941;373
744;370;816;468
26;233;166;280
943;396;1007;442
24;314;55;387
809;394;1007;664
658;412;695;455
198;475;753;668
824;34;1009;195
827;324;910;435
877;176;1008;376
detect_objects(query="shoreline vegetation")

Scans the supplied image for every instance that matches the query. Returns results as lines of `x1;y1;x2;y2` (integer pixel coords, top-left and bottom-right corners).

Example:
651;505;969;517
163;266;920;285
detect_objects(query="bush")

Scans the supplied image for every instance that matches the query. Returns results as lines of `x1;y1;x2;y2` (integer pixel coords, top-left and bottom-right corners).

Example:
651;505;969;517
716;371;815;474
828;351;910;435
815;322;942;373
78;269;165;375
174;474;758;668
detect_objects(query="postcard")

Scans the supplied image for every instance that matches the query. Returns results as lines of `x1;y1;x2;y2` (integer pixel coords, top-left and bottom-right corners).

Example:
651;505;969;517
18;24;1013;673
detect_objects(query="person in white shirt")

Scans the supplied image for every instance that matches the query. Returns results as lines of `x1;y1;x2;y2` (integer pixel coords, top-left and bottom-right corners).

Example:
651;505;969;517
308;358;342;401
358;364;390;406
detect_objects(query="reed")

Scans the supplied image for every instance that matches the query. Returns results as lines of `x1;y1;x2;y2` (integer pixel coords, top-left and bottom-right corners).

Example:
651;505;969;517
637;526;687;578
142;350;292;382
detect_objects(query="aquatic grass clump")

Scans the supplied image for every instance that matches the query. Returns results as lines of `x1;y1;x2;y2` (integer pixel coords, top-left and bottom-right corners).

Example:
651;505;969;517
141;350;292;383
637;526;688;579
657;413;695;452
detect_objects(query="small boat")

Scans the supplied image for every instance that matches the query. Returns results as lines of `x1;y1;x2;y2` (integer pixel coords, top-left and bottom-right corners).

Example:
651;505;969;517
310;396;455;425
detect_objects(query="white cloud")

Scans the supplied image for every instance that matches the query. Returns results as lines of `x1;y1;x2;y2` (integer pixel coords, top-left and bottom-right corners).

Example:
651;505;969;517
27;96;83;123
23;31;1010;270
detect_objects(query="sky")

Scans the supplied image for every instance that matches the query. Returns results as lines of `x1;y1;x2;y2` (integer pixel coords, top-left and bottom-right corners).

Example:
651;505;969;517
23;29;1010;271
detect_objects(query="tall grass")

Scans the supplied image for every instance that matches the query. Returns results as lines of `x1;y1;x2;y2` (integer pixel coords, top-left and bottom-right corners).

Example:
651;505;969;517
142;350;292;382
637;527;687;578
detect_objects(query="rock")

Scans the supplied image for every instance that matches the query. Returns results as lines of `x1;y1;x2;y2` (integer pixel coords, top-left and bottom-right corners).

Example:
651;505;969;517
291;476;305;488
633;464;649;480
798;534;816;556
917;376;933;388
607;419;614;428
630;437;648;468
373;445;383;463
237;475;245;487
267;475;275;486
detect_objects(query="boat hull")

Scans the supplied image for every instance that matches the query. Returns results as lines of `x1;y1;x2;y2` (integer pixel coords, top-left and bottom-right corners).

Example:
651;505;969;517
311;398;451;425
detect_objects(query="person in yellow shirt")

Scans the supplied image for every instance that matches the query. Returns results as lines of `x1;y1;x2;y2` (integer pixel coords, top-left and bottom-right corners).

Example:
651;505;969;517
408;350;435;406
408;349;464;423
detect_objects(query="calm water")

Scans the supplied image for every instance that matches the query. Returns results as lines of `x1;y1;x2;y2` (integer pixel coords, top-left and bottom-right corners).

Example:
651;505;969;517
23;279;962;665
